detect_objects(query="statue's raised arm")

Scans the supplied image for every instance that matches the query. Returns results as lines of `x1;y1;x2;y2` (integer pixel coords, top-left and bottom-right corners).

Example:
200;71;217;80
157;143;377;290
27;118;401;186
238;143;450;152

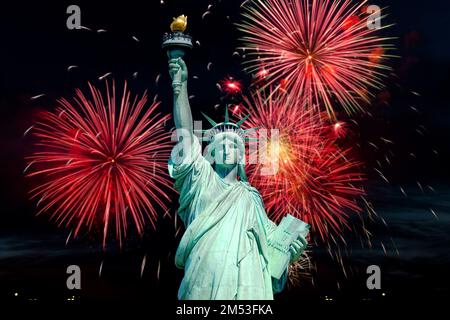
163;14;309;301
168;57;193;137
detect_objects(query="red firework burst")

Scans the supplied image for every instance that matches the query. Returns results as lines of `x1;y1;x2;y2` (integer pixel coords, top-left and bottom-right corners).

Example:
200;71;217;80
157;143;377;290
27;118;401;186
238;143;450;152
25;82;173;247
238;0;394;117
220;77;243;95
241;89;365;241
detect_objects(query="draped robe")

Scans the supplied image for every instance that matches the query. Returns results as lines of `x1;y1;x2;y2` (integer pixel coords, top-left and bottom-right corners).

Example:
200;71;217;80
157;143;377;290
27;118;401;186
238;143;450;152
168;135;288;300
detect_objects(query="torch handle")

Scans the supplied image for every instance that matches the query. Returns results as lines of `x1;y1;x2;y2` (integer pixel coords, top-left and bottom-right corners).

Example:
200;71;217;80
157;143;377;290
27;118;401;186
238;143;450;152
167;49;186;96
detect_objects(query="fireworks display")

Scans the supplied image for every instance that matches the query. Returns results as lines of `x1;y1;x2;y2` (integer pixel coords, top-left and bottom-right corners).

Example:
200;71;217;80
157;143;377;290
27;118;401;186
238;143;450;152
0;0;442;303
25;82;173;247
241;89;365;241
238;0;393;117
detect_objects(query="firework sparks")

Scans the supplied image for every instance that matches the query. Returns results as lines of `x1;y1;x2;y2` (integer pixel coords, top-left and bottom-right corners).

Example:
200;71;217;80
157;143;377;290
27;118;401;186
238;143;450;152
202;11;212;20
220;77;243;95
23;125;34;137
332;121;347;138
430;208;438;220
31;94;46;100
287;251;313;288
99;260;104;277
238;0;394;117
98;72;112;81
241;89;365;241
156;259;161;281
80;26;93;32
67;65;79;72
25;81;174;247
140;255;147;278
65;230;72;246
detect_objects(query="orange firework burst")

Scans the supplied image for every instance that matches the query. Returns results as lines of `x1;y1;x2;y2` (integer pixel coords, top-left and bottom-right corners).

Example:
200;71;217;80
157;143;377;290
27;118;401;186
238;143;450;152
242;89;365;241
238;0;394;117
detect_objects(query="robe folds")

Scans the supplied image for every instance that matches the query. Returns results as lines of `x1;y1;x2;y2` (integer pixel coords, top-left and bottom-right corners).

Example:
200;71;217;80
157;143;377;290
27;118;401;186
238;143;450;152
168;135;287;300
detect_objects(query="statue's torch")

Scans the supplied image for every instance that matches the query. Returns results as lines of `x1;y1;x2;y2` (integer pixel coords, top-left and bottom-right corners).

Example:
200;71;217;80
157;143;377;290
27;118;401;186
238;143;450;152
162;15;193;95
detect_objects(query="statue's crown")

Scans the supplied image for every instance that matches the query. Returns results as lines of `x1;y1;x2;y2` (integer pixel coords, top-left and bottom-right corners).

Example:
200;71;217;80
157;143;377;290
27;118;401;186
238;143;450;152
195;106;258;143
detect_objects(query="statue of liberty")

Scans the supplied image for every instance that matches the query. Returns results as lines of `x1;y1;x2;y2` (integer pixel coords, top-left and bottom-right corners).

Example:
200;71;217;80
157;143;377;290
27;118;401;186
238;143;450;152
167;56;308;300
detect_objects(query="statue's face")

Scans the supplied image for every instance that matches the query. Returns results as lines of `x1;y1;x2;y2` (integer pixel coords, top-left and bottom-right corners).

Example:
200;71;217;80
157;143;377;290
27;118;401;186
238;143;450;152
214;137;240;169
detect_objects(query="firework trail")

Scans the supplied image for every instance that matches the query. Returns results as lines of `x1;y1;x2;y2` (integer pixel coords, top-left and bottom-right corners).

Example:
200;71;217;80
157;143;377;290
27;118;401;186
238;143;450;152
241;89;365;242
238;0;394;117
25;81;173;247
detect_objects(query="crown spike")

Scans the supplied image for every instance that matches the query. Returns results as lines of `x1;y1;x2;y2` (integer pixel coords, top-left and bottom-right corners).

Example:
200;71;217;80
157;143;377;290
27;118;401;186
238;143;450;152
199;106;257;145
224;105;229;123
201;112;217;127
236;113;250;128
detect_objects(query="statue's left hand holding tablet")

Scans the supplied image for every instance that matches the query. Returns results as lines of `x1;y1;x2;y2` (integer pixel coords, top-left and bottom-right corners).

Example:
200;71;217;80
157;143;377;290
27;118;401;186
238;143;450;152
289;235;308;264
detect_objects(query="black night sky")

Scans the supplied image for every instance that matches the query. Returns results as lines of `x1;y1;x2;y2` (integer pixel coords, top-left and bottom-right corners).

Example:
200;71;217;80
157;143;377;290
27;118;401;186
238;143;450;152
0;0;449;310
